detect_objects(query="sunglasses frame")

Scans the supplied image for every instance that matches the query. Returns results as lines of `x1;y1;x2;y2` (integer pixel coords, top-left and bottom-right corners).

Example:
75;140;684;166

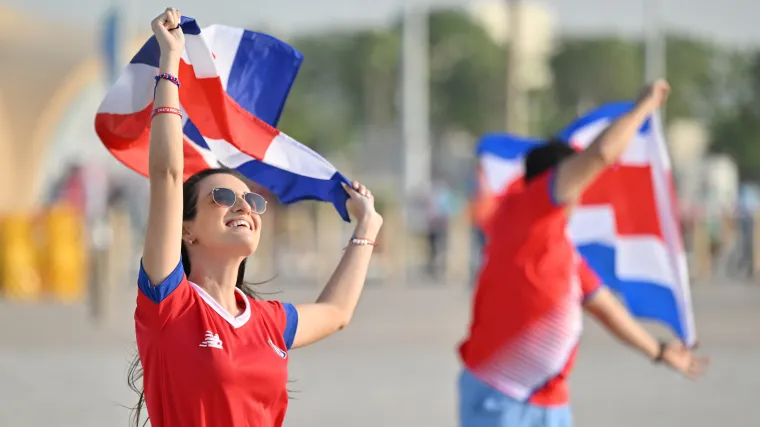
210;187;267;214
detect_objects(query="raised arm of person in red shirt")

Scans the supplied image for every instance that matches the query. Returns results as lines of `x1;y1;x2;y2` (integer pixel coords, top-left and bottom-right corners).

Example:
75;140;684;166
554;80;671;205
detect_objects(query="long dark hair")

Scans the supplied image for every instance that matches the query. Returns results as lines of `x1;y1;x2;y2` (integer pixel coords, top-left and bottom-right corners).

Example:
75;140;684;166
127;168;261;427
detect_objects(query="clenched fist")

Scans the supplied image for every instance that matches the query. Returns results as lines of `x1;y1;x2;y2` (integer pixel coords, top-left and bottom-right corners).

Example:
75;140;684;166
151;7;185;55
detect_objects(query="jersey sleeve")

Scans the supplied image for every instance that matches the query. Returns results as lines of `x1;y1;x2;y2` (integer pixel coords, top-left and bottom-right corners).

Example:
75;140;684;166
524;169;564;214
135;259;193;329
256;301;299;350
488;170;563;236
578;257;603;302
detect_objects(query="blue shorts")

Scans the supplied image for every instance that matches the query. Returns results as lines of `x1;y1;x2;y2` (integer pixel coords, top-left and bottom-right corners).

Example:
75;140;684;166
458;369;572;427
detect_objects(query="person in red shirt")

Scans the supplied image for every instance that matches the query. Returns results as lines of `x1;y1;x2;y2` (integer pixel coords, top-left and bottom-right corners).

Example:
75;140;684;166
128;9;383;427
458;81;708;427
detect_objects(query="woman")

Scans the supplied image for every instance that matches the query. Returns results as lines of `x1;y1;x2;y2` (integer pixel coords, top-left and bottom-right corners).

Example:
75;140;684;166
128;8;383;427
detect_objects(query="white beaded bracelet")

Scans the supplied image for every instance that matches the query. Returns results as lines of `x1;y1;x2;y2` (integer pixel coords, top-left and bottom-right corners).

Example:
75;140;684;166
347;237;375;248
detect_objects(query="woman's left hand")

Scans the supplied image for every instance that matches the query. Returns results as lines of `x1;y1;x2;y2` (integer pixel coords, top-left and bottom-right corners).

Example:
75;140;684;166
343;181;383;236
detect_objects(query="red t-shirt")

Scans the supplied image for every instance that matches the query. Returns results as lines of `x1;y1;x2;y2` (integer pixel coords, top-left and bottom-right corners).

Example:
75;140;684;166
459;171;601;407
135;260;299;427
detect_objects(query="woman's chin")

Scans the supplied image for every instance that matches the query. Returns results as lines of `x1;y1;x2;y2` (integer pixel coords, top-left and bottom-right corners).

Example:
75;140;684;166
227;235;259;256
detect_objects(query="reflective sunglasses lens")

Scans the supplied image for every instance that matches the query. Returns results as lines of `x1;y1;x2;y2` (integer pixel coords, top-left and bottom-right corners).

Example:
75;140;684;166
211;188;236;207
245;193;267;214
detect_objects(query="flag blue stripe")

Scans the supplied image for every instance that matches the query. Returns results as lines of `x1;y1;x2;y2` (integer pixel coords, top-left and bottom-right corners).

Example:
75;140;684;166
475;133;545;160
184;121;210;149
226;30;304;127
130;36;160;67
177;16;202;35
235;161;351;222
557;101;652;142
577;243;685;340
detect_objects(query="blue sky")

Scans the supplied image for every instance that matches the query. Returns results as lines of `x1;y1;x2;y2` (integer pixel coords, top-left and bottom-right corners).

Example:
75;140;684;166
6;0;760;47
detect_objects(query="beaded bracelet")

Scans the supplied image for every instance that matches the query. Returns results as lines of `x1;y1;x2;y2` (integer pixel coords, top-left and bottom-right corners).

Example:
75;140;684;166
344;237;375;250
153;73;180;99
151;106;182;119
155;73;180;87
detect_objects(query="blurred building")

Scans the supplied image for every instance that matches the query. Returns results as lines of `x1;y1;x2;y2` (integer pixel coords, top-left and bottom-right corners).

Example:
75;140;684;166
0;5;91;210
0;5;146;213
699;155;739;212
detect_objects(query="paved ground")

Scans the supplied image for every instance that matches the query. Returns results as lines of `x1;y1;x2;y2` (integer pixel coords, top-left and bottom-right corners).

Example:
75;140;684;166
1;280;758;427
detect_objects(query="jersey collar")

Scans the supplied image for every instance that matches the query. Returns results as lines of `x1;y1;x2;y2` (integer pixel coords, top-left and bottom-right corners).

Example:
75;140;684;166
189;282;251;328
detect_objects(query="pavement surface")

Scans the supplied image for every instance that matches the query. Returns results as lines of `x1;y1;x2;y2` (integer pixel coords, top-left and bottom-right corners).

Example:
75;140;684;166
0;280;758;427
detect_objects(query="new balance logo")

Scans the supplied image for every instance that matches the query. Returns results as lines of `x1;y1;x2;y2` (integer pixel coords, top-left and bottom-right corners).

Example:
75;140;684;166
268;339;287;359
199;331;223;349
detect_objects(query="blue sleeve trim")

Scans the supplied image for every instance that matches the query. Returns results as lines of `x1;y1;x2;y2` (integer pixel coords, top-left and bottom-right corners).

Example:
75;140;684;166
137;259;185;304
582;285;603;304
282;303;299;350
547;169;563;206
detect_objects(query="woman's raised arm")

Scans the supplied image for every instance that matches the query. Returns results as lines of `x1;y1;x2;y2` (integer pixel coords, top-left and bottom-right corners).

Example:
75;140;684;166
141;8;186;286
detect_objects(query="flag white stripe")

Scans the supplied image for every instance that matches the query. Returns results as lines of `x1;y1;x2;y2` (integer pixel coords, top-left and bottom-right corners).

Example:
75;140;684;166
98;63;156;114
263;133;338;180
184;33;218;79
200;25;245;91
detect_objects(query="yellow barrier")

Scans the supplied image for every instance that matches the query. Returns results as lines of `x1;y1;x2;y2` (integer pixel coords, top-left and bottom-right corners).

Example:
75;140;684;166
0;213;42;301
39;205;87;302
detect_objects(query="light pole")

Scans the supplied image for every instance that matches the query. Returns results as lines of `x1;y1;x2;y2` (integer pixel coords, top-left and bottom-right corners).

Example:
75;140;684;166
401;4;431;282
504;0;528;134
644;0;666;82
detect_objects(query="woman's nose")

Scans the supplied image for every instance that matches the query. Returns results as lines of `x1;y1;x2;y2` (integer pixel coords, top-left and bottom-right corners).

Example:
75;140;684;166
233;195;252;213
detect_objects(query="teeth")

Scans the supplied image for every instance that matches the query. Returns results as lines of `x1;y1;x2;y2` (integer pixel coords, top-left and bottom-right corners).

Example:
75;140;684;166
227;220;251;229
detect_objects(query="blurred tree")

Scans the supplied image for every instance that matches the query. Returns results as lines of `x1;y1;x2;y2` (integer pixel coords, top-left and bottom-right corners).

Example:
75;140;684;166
277;30;401;154
545;35;726;136
427;10;506;137
280;19;742;167
277;35;354;154
710;51;760;180
277;10;508;154
550;38;644;115
541;37;645;137
665;36;715;119
711;109;760;180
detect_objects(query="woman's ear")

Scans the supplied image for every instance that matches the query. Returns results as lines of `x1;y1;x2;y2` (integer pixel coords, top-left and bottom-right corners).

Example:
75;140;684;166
182;224;195;245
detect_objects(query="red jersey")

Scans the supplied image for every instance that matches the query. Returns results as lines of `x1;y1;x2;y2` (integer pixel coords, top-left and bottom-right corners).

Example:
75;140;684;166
459;171;601;406
135;260;299;427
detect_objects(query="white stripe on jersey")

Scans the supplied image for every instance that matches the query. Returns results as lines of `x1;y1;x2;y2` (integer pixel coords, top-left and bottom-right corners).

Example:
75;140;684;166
473;259;584;400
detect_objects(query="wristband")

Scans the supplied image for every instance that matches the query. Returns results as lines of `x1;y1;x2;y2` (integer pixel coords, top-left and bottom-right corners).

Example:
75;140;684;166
151;107;182;119
653;340;667;363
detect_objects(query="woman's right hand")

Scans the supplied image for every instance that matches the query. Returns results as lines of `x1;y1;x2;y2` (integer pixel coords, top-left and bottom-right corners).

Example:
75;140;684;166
343;181;383;239
636;79;671;109
151;7;185;56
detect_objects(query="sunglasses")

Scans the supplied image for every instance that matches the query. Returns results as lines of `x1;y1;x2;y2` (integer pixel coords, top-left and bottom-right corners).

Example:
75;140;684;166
210;188;267;214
